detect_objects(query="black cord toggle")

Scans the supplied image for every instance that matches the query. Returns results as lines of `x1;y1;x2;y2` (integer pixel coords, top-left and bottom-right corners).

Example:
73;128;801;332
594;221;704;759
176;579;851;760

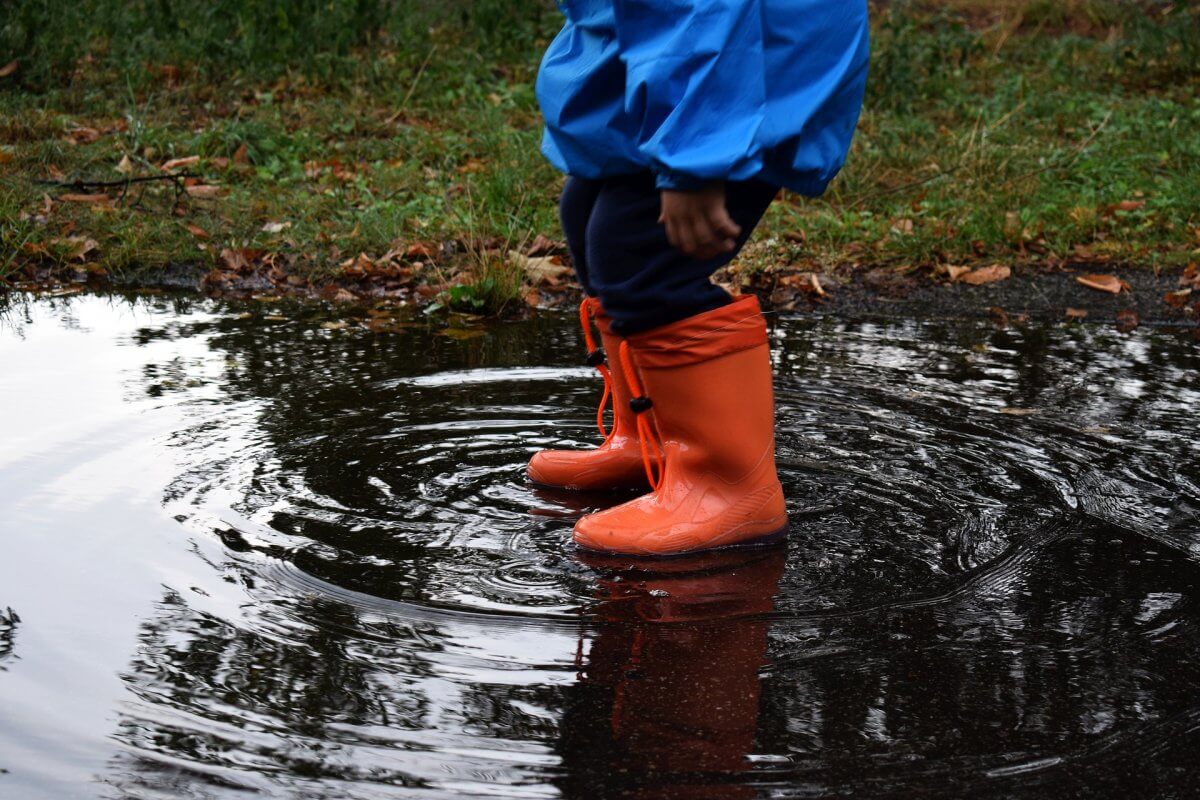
629;396;653;413
586;348;606;367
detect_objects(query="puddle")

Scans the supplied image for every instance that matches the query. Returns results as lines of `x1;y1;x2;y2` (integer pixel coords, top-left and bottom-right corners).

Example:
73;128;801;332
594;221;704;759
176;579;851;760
1;294;1197;799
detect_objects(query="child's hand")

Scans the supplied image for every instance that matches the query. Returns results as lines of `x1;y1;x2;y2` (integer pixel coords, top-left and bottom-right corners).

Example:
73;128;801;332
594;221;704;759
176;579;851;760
659;185;742;261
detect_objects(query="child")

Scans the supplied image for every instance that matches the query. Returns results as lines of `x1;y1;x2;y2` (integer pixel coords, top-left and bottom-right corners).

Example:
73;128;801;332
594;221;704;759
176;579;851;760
528;0;870;556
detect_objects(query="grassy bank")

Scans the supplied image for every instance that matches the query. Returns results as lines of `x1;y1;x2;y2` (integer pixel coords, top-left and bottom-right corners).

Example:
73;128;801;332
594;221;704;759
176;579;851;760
1;0;1197;314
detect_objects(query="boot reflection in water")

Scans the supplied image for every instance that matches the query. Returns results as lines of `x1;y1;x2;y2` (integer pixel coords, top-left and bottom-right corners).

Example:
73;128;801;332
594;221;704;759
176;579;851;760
556;547;786;799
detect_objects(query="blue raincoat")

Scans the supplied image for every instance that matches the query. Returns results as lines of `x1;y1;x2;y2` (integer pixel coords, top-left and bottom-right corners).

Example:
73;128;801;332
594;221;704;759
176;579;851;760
536;0;870;196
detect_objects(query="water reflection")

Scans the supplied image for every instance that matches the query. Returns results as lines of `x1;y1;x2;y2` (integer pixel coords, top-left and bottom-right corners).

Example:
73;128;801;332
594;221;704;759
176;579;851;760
559;548;786;799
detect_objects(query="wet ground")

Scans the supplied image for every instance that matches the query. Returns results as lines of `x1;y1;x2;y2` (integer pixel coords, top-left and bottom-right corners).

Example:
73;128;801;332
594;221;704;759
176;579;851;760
1;293;1198;799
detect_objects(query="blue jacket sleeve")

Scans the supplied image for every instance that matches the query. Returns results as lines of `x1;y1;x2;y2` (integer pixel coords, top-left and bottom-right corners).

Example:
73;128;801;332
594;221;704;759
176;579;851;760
612;0;767;191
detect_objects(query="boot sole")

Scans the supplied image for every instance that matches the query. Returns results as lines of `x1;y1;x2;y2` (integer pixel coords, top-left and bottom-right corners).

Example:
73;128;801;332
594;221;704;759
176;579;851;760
572;521;790;559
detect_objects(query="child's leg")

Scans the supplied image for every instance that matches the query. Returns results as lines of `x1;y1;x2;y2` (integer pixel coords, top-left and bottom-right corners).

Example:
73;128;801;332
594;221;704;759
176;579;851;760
559;176;604;294
583;173;779;335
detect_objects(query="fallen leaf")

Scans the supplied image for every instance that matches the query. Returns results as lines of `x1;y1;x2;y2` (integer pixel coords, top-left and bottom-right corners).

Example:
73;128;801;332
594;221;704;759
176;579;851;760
184;223;210;239
988;306;1010;328
1181;263;1200;289
232;143;250;165
0;148;13;165
59;193;111;205
1163;288;1192;309
808;273;827;297
115;154;134;175
405;241;436;259
526;234;566;257
0;60;18;78
1076;273;1129;294
1000;407;1037;416
65;127;101;145
185;184;224;199
56;236;97;261
1065;307;1089;320
942;265;971;281
891;218;914;235
261;221;291;234
320;320;349;330
162;155;200;171
512;251;570;283
219;248;261;272
1115;308;1140;333
960;264;1011;286
1112;200;1146;213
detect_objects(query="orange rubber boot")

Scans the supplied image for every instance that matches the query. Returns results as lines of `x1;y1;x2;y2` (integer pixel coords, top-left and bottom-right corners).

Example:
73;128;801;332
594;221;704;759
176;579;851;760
573;295;788;556
527;298;650;490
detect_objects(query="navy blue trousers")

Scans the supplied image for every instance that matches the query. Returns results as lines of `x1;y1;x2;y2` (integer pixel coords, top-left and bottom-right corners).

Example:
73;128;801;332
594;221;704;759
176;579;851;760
560;173;779;335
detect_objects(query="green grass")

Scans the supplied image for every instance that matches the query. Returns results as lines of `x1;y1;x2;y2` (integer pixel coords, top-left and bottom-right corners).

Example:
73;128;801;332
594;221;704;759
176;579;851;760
1;0;1198;312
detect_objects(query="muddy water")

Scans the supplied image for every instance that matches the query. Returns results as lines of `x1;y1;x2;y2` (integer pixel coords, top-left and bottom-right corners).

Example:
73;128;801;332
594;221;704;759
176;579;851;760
0;294;1197;799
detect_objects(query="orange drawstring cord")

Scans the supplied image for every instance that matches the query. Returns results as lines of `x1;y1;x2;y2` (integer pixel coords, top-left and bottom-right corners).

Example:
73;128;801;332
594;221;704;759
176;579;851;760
618;340;664;491
579;299;612;438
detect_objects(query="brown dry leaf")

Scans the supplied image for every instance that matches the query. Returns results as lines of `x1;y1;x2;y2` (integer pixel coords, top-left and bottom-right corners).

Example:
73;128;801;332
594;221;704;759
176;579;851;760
1065;307;1089;320
184;223;210;239
808;273;828;298
1163;288;1193;309
65;127;101;145
1003;211;1021;239
1000;407;1037;416
524;288;543;308
988;306;1010;328
59;193;111;205
232;143;250;165
526;233;566;257
457;158;486;174
405;241;436;259
0;149;14;166
185;184;224;199
219;248;261;272
942;264;971;281
261;221;291;234
115;154;134;175
1181;263;1200;289
1112;200;1146;213
162;155;200;171
891;218;914;236
1115;308;1140;333
0;60;18;78
1076;274;1129;294
512;251;570;284
960;264;1011;286
56;236;97;261
340;252;376;276
21;242;50;258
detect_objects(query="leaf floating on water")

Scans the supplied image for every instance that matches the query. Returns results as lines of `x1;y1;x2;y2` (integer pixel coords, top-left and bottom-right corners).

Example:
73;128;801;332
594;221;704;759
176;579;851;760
1065;307;1089;320
1000;407;1037;416
1076;274;1129;294
441;327;486;341
959;265;1011;286
320;321;348;330
1115;308;1140;333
